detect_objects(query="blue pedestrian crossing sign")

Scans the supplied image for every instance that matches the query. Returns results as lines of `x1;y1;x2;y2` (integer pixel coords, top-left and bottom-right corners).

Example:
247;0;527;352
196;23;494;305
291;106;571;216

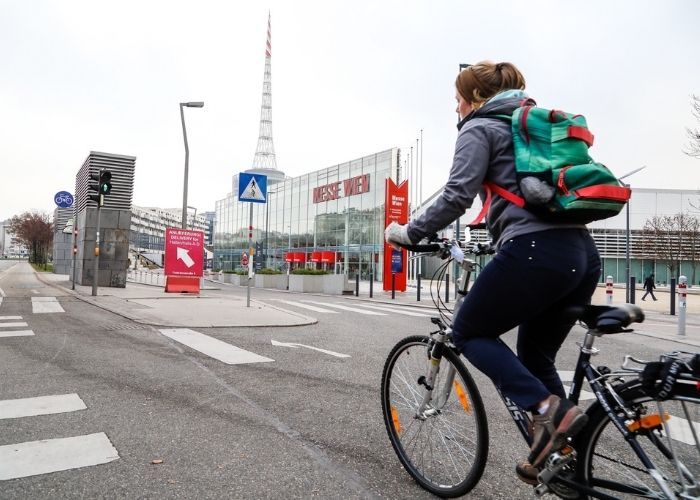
238;173;267;203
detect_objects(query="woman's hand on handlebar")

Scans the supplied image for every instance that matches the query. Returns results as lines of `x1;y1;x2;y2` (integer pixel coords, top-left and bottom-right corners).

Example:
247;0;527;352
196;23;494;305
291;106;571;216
384;222;412;250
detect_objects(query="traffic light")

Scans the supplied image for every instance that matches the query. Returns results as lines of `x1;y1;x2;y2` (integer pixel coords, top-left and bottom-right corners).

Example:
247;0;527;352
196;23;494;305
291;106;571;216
88;170;102;206
99;170;112;195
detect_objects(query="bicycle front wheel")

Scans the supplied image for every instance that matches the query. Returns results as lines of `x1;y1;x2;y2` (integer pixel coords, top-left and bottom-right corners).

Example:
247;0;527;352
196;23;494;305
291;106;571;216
381;335;488;498
576;380;700;499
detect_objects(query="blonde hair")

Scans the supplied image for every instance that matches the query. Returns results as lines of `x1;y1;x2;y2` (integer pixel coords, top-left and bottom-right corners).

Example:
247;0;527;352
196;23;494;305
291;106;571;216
456;61;526;109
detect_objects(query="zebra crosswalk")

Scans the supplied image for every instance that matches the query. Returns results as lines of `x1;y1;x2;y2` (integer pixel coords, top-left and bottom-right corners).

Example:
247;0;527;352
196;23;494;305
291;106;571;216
270;299;439;318
0;315;34;338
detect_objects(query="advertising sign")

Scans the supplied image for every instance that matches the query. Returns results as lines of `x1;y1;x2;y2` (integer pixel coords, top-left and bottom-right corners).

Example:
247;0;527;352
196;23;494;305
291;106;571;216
383;179;408;291
391;249;403;273
164;227;204;277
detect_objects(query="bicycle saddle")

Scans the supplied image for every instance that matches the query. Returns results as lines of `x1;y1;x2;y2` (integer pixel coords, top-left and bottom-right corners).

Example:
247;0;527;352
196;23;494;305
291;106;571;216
567;304;645;333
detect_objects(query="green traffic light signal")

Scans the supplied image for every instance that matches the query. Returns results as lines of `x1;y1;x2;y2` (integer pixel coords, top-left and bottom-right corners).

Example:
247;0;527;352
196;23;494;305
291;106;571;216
99;170;112;195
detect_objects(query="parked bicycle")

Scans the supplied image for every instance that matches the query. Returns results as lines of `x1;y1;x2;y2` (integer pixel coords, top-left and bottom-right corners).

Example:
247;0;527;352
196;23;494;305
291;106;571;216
380;231;700;498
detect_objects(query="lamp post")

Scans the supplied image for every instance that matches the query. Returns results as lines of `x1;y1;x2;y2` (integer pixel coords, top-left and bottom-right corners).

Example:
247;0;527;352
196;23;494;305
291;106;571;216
619;165;647;302
179;101;204;229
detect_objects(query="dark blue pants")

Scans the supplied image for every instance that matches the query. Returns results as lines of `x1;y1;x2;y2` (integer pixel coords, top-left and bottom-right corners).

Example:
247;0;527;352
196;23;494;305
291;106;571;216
452;229;601;411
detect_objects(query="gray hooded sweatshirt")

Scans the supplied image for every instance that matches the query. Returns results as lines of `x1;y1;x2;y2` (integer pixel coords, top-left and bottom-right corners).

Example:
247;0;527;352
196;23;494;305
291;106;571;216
407;92;583;247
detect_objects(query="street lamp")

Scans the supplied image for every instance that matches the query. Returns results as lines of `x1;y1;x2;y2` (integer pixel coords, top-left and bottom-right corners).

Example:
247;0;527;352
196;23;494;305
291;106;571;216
619;165;647;302
180;101;204;229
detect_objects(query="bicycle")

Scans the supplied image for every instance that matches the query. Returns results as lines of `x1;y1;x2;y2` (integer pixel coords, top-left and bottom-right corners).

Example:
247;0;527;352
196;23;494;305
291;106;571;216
380;232;700;498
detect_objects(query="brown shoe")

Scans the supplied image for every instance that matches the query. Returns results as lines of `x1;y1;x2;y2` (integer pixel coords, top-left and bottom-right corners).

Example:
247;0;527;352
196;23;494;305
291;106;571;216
527;395;587;468
515;460;539;485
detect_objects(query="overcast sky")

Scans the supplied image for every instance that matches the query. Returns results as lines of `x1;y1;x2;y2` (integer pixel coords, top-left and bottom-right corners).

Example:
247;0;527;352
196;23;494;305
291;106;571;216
2;0;699;223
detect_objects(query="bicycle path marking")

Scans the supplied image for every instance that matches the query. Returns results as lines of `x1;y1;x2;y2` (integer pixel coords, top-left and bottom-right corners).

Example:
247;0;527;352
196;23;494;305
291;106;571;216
159;328;274;365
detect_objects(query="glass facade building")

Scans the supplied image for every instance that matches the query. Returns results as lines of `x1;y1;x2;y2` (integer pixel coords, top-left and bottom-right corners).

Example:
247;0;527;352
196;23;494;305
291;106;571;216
214;148;398;279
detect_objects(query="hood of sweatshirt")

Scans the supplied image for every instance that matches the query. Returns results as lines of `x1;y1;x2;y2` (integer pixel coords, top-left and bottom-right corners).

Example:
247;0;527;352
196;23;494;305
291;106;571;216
457;90;534;131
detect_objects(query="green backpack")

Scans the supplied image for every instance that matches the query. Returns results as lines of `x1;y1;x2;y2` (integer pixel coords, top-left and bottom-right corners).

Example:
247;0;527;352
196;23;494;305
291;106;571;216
476;103;631;224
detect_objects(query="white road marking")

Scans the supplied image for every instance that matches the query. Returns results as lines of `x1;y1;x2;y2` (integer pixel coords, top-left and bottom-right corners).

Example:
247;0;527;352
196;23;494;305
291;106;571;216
303;301;387;316
274;300;338;314
0;432;119;480
159;328;274;364
31;296;65;314
558;370;596;400
0;394;87;419
667;415;700;446
31;289;40;294
271;340;350;358
355;304;435;317
0;288;5;297
0;322;29;328
0;330;34;338
0;316;22;320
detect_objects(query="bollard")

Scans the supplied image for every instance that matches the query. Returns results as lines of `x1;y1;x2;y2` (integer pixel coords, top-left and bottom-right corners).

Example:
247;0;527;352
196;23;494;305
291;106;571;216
369;272;373;298
445;272;450;304
605;275;613;305
417;273;421;302
391;273;396;300
629;276;636;304
670;278;676;316
355;274;359;297
678;276;687;336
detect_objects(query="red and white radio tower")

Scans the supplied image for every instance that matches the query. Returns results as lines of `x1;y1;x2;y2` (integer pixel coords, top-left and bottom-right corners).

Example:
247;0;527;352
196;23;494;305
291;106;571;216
248;12;285;184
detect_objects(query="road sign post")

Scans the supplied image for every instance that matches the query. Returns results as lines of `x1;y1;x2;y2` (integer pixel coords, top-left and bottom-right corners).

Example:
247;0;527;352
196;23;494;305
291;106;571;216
238;173;267;308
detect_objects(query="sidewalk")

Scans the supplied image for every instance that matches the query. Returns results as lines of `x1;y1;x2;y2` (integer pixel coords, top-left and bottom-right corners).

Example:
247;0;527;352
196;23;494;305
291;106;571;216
35;271;700;347
344;279;700;348
36;273;316;328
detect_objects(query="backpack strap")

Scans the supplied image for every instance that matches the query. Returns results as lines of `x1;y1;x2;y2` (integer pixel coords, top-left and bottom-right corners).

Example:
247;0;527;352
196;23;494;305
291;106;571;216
468;182;526;225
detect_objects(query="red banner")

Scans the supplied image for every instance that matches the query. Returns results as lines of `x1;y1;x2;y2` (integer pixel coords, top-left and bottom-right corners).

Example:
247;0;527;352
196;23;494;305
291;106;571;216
164;227;204;277
383;179;408;291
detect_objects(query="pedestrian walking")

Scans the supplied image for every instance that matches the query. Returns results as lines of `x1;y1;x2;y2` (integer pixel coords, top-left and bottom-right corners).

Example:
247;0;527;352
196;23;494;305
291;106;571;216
642;273;657;301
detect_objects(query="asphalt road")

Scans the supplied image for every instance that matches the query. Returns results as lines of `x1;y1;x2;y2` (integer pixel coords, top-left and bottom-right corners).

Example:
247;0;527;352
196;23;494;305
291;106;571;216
1;262;696;499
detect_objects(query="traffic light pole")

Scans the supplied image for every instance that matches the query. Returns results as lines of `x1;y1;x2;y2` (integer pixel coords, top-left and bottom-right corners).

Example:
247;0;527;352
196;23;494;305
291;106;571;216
91;200;102;296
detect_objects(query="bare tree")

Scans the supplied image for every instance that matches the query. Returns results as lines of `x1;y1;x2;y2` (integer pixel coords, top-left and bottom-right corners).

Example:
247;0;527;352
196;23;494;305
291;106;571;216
642;213;700;281
7;211;53;267
684;94;700;158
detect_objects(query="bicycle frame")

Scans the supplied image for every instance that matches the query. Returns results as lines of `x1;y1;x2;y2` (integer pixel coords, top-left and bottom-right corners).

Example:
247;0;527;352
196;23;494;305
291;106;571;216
426;246;696;498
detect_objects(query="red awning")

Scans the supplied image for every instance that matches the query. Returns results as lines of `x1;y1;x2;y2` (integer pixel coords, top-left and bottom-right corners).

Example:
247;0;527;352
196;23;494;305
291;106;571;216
284;252;293;263
310;251;322;263
321;251;336;264
292;252;306;263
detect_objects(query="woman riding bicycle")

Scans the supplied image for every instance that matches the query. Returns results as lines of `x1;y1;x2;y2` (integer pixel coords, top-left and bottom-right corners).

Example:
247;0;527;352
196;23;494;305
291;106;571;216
385;61;601;485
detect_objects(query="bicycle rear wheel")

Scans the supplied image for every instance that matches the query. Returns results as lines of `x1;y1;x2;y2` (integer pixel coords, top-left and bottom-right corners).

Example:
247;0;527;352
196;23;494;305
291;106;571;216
381;335;488;497
576;380;700;499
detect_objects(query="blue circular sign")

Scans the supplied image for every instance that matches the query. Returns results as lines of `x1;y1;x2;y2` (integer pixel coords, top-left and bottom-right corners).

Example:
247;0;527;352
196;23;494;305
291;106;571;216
54;191;74;208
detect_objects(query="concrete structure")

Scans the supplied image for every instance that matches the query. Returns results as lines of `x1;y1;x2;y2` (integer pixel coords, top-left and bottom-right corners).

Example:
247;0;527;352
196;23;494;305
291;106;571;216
72;151;136;287
52;208;74;274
